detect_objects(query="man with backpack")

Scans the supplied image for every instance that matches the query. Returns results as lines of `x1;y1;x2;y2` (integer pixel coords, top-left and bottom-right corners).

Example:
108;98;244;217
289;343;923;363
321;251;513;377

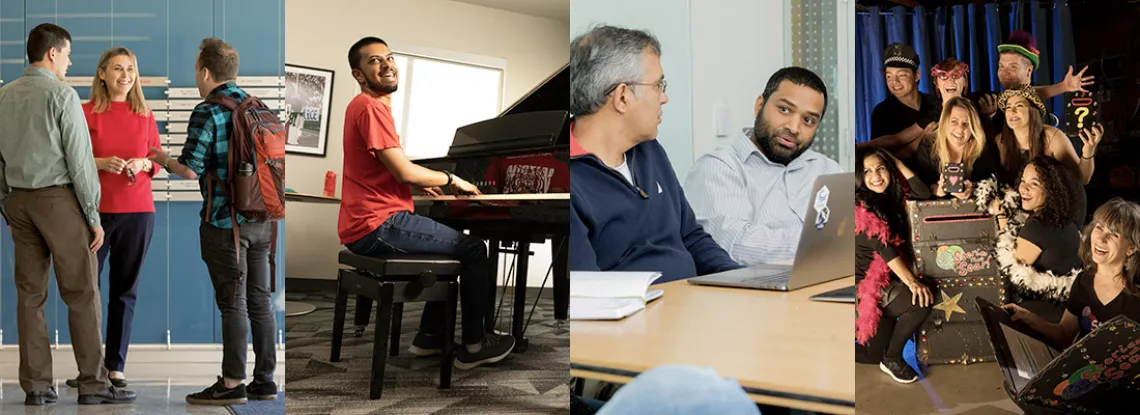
148;37;284;406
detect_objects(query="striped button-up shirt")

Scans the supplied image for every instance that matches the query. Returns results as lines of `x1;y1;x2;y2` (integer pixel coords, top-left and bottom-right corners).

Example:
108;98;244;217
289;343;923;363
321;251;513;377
0;66;101;227
684;129;843;265
177;81;253;229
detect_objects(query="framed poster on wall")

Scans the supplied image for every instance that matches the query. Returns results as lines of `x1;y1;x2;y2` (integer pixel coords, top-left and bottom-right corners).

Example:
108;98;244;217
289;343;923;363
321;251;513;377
284;64;335;156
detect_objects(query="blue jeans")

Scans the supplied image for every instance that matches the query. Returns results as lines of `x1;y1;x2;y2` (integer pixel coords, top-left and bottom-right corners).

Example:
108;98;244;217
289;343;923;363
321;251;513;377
345;211;491;345
597;365;761;415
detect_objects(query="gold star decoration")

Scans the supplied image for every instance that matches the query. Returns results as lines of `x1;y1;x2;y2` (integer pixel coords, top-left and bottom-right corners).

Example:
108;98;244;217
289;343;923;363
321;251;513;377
933;290;967;321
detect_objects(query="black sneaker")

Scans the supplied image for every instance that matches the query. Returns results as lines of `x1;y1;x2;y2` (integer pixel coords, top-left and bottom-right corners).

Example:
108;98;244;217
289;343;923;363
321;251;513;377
880;358;919;384
246;378;278;400
25;387;58;405
454;333;515;370
408;331;445;357
185;376;247;406
67;376;127;388
78;386;137;405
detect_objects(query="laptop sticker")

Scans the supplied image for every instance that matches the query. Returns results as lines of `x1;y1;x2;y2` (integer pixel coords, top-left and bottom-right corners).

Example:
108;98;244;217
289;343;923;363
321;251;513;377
814;185;830;230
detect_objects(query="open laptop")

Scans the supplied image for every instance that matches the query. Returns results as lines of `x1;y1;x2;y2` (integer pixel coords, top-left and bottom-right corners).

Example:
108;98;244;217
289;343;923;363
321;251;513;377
687;173;854;291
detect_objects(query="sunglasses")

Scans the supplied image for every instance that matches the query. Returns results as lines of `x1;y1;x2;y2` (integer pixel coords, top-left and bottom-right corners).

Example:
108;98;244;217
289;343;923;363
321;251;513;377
126;168;136;187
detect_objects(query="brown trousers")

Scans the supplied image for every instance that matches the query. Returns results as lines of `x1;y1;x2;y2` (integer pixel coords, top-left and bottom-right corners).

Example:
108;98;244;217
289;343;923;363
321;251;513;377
8;185;109;395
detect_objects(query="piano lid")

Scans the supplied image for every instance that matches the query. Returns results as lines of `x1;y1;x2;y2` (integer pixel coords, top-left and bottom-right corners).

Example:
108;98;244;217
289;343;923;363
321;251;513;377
499;62;568;117
443;63;570;158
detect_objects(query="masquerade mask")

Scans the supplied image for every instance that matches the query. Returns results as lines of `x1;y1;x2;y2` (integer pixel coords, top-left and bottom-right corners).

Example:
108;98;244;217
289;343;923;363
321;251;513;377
932;64;969;81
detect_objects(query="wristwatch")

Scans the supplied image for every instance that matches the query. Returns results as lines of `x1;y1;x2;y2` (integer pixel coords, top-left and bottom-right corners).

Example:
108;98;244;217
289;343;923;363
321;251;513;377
444;170;453;186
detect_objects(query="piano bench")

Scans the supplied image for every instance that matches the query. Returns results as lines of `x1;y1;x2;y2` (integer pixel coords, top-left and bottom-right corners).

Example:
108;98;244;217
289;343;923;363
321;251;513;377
330;250;462;400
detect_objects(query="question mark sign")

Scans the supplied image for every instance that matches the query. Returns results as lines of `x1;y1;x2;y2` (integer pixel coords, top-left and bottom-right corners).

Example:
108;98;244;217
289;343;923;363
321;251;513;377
1075;107;1090;129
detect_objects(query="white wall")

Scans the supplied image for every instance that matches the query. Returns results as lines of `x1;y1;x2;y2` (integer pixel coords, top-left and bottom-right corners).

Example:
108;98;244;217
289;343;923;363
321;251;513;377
690;0;786;161
569;0;791;179
285;0;569;287
570;0;694;177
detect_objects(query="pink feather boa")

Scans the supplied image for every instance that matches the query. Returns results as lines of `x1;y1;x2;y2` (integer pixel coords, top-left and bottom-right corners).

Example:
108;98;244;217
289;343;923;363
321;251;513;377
855;203;904;344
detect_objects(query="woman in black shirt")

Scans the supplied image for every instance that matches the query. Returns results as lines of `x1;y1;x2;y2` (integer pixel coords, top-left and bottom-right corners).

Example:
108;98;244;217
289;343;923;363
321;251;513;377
994;86;1103;225
912;96;1001;199
855;148;934;384
994;157;1083;322
1004;198;1140;346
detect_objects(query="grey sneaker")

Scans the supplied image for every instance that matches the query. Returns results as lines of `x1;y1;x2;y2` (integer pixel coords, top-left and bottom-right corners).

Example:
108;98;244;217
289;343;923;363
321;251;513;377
454;333;515;370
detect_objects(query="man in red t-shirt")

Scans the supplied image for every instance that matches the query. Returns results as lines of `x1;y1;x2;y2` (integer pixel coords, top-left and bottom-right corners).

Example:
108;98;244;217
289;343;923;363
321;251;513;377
337;37;516;370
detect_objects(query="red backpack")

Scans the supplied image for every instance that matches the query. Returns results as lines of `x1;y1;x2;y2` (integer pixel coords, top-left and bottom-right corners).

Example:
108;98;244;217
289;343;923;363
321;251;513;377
205;94;286;291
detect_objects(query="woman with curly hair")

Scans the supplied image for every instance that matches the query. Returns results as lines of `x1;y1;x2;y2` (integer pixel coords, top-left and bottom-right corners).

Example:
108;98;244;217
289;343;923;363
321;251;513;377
994;157;1083;322
1004;198;1140;347
855;147;934;384
995;85;1102;224
911;96;1001;200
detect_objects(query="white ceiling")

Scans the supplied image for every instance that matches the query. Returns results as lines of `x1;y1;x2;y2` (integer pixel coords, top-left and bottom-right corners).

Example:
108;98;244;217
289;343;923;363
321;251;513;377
449;0;569;23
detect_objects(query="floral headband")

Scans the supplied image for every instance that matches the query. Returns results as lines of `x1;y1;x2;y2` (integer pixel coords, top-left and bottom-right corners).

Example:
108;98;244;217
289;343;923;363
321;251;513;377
931;63;969;80
998;85;1046;114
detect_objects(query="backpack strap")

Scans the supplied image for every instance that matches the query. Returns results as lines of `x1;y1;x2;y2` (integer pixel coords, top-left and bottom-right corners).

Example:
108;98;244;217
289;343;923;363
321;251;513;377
205;94;242;112
269;224;278;293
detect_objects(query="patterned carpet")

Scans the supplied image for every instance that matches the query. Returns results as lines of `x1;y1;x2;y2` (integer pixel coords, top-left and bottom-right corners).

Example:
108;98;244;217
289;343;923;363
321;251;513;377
285;290;571;415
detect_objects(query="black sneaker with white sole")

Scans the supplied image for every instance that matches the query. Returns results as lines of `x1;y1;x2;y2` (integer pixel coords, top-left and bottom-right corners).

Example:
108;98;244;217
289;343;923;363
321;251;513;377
185;376;247;406
246;378;278;400
880;358;919;384
408;331;445;357
454;332;515;370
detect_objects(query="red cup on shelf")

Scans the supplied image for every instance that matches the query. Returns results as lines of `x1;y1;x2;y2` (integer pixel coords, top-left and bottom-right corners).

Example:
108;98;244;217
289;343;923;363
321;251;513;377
324;171;337;197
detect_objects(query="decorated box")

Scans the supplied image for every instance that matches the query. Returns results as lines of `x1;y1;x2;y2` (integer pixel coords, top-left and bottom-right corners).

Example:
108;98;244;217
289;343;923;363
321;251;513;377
907;199;1009;365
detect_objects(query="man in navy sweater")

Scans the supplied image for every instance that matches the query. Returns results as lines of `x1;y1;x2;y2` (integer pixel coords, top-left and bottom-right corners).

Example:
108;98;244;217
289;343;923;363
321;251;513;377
569;25;741;283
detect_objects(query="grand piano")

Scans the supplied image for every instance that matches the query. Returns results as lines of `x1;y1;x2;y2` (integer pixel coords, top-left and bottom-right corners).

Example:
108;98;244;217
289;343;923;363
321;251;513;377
413;63;569;353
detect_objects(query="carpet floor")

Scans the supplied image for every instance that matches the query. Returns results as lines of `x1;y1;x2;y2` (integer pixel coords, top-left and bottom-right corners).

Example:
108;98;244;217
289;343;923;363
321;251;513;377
285;290;571;414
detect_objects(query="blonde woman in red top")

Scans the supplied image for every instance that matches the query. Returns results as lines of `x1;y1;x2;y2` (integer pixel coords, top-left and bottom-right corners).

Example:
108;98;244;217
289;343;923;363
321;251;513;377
64;47;161;389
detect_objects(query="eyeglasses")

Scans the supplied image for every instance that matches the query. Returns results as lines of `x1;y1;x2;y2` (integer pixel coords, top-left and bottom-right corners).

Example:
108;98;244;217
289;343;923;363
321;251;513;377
126;169;136;187
606;79;668;95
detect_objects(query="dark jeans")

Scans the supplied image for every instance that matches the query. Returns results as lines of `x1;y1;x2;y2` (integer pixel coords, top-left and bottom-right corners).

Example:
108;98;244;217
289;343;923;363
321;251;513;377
345;211;490;345
856;282;932;364
200;221;276;382
95;212;154;372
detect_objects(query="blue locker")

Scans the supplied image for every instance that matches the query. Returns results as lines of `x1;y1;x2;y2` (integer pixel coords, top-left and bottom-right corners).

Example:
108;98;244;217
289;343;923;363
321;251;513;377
56;0;113;74
0;0;26;84
221;0;284;77
168;0;213;87
167;202;217;344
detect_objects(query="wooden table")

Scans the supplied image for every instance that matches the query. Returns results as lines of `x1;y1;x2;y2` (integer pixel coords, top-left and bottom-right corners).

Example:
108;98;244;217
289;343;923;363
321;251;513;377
285;191;340;204
570;276;855;414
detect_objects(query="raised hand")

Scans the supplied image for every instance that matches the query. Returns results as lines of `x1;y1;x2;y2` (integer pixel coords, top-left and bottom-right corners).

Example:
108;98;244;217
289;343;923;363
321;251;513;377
1063;65;1095;93
1079;123;1105;158
978;94;998;116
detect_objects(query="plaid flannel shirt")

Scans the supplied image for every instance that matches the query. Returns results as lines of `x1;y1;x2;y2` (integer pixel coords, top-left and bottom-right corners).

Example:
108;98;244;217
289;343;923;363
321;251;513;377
177;81;253;229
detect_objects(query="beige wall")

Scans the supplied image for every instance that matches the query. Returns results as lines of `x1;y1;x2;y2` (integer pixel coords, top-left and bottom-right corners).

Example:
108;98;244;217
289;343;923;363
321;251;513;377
285;0;569;283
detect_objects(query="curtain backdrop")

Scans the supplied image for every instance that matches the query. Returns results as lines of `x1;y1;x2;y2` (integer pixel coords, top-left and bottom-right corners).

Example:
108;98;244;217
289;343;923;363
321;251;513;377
855;0;1075;143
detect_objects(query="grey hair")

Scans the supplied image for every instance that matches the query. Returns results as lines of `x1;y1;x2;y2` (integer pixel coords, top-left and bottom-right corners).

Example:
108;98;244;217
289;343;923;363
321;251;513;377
570;25;661;116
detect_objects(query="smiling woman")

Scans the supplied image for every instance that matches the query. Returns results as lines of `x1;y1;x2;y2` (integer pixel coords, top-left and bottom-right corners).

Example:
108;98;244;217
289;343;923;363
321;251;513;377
79;45;164;390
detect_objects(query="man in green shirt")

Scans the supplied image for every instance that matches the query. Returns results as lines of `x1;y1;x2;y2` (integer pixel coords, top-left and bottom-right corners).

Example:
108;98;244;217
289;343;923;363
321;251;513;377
0;23;136;405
